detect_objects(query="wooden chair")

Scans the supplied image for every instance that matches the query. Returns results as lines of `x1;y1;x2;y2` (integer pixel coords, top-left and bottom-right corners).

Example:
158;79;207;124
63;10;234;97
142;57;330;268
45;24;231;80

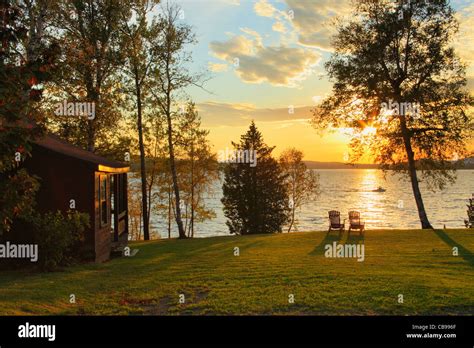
328;210;345;235
348;211;365;236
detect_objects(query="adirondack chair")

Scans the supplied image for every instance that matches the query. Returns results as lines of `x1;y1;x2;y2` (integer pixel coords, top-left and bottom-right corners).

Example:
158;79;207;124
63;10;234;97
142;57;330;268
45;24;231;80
348;211;365;236
328;210;345;235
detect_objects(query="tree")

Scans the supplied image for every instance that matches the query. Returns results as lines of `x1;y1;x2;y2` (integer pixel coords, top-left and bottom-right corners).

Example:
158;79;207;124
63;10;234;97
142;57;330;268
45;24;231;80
145;100;171;239
119;0;160;240
177;102;218;237
279;148;320;233
150;157;173;238
47;0;129;152
311;0;473;229
0;0;58;235
222;121;289;235
146;102;217;239
149;3;204;239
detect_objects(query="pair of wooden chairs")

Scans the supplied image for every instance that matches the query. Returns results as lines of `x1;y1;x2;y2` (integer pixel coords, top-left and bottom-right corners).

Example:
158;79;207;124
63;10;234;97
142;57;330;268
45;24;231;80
328;210;365;236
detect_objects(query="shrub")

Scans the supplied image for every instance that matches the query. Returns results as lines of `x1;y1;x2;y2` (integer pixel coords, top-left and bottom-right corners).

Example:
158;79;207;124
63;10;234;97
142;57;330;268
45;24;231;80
29;210;89;271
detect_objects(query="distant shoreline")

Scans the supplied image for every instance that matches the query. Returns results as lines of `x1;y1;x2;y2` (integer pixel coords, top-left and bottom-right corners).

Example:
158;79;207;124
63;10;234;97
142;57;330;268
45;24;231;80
304;160;474;170
129;158;474;172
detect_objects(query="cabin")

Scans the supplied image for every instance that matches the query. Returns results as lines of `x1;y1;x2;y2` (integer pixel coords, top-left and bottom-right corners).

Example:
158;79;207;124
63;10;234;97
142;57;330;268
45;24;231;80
24;134;129;262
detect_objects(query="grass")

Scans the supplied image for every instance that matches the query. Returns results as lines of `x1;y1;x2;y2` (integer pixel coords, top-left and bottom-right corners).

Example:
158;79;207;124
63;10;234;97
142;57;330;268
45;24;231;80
0;229;473;315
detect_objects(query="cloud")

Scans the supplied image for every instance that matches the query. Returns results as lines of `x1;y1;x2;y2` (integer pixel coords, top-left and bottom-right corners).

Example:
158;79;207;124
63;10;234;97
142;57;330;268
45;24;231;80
197;101;313;127
197;102;257;127
235;45;319;86
239;27;263;46
272;21;287;33
285;0;353;50
252;0;351;51
222;0;240;5
254;0;276;17
455;3;474;71
210;35;254;61
208;62;228;73
209;33;320;87
254;0;293;35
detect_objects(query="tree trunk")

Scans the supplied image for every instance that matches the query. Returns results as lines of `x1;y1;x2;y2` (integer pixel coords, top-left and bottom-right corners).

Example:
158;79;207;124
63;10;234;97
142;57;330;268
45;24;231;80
190;141;195;238
87;119;95;152
166;112;186;239
400;120;433;229
168;185;171;239
135;70;150;240
287;170;296;233
147;165;155;236
86;84;98;152
287;206;295;233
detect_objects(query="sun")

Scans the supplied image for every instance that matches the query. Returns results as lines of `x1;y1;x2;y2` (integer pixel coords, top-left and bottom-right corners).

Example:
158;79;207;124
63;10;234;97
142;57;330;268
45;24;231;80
361;126;377;137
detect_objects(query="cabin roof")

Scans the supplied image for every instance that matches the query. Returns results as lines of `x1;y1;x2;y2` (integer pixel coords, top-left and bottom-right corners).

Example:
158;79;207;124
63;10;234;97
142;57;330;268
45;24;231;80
35;134;129;173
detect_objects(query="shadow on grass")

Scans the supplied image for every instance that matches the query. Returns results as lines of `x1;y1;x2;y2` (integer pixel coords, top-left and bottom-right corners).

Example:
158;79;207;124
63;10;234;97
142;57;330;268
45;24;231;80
346;234;365;244
0;235;267;289
309;231;365;256
433;229;474;268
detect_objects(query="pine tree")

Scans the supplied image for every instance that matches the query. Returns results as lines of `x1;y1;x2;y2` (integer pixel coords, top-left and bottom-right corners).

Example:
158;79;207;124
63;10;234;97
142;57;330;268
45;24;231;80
221;121;289;235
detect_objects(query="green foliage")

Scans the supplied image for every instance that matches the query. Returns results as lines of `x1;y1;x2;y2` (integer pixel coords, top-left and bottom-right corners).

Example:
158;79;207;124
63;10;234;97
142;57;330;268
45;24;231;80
95;135;132;163
3;210;89;271
0;169;39;235
28;210;90;271
0;1;58;236
222;121;289;235
43;0;132;152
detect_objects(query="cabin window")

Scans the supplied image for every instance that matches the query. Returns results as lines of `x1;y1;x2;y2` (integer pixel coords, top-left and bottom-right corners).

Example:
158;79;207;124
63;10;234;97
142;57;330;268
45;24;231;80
99;174;108;226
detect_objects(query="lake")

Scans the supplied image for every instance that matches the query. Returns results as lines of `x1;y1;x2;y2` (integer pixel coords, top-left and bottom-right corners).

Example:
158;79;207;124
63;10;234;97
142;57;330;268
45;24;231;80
131;169;474;239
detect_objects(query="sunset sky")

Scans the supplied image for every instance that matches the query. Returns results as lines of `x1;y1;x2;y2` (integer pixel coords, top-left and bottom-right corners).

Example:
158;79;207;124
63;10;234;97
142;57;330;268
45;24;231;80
172;0;474;162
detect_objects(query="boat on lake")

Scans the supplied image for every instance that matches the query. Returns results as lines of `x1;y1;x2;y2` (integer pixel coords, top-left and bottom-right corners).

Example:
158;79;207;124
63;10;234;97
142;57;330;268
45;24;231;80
372;186;386;192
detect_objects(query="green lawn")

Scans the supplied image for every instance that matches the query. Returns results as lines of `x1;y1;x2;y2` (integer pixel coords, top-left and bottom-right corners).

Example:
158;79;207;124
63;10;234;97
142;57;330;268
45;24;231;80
0;229;473;315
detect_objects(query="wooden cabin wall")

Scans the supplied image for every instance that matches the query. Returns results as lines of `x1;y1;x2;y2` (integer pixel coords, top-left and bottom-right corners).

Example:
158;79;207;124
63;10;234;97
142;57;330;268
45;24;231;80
25;145;96;258
25;144;128;263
